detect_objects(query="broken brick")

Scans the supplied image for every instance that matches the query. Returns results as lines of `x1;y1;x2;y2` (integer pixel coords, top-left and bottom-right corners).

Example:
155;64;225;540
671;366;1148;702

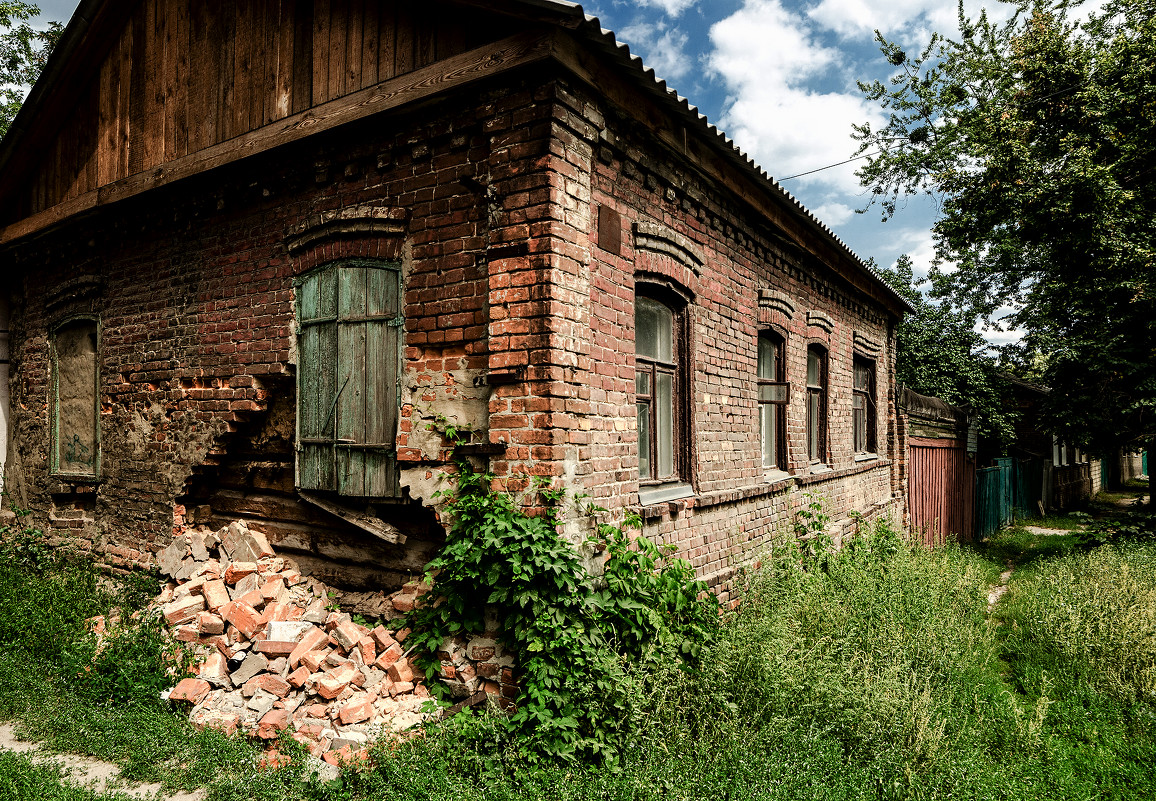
223;561;258;585
201;580;230;612
255;640;297;657
287;666;310;688
220;600;264;640
288;626;329;668
162;595;205;626
387;658;414;684
196;612;225;635
369;626;396;651
169;678;211;704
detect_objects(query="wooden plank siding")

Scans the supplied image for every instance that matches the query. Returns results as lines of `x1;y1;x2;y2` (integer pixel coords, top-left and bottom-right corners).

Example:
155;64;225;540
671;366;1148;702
6;0;512;223
908;436;976;545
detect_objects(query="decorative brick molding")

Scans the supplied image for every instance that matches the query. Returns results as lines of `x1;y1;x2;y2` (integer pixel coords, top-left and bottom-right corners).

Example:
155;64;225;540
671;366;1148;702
853;330;882;356
806;310;835;333
758;289;796;319
285;205;409;258
632;221;705;275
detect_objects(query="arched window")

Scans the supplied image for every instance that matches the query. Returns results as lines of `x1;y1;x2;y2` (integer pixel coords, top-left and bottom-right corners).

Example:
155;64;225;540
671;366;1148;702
806;345;827;465
757;331;788;470
635;295;679;482
853;356;877;454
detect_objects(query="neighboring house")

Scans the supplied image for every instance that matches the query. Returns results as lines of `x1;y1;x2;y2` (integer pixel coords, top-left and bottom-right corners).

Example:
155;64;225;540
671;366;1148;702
0;0;910;599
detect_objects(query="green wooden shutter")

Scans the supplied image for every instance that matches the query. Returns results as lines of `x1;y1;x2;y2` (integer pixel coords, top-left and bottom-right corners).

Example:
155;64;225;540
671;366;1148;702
299;261;402;498
297;268;339;491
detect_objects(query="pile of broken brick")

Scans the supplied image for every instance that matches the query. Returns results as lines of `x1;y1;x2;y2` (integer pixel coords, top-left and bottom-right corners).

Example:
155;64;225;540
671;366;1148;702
152;521;438;764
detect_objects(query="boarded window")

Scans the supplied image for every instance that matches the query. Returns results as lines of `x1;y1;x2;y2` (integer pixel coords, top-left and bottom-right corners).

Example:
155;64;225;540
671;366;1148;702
296;261;403;497
52;318;99;477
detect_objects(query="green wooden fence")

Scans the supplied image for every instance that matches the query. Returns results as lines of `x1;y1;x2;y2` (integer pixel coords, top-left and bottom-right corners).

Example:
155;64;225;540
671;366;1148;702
976;460;1014;539
975;457;1050;538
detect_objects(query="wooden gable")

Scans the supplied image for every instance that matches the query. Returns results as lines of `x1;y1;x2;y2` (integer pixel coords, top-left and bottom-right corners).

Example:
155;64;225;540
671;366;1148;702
0;0;533;233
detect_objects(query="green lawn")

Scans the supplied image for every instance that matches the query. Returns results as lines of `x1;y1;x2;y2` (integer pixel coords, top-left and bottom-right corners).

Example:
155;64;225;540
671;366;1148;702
1;514;1154;801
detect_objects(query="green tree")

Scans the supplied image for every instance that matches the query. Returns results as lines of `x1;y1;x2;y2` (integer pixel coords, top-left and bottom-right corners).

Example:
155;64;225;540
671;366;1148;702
854;0;1155;495
878;255;1013;446
1;2;61;139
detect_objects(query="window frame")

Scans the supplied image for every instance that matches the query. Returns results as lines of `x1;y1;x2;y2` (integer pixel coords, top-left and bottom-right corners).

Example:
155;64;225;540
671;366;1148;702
757;330;789;472
294;259;404;499
634;287;692;501
852;356;877;456
49;315;101;480
806;344;828;467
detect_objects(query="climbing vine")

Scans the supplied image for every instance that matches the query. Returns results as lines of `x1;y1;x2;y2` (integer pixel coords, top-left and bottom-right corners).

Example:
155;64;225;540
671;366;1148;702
405;420;718;761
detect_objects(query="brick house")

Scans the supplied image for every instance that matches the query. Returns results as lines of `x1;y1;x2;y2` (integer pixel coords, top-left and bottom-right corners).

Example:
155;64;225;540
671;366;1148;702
0;0;910;598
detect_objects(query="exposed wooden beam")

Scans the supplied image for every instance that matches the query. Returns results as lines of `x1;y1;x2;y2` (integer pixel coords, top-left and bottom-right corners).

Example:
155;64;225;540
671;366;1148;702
298;491;407;545
0;30;553;247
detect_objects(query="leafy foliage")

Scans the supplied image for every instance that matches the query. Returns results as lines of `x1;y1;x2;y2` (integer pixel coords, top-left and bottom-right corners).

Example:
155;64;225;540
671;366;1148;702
405;424;718;762
854;0;1156;459
877;255;1014;444
1;2;61;139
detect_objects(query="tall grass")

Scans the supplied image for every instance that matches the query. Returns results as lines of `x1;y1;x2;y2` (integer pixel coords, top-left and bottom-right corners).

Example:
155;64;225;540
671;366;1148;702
3;514;1155;800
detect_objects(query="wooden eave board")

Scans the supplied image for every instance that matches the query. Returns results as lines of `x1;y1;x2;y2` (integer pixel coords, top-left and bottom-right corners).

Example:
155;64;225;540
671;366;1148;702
0;0;518;228
0;27;553;247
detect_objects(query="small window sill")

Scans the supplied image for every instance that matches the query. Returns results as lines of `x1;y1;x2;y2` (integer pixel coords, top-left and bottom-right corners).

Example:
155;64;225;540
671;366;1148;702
854;452;879;463
638;482;695;506
808;463;832;475
763;469;792;485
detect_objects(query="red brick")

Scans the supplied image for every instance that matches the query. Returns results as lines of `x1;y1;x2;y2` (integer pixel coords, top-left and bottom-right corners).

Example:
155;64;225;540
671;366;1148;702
169;678;211;704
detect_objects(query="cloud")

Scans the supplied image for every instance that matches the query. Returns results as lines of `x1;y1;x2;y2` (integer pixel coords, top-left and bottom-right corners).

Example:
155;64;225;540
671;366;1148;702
812;202;854;226
617;20;694;83
633;0;698;17
891;226;939;281
707;0;885;195
807;0;958;41
977;306;1026;346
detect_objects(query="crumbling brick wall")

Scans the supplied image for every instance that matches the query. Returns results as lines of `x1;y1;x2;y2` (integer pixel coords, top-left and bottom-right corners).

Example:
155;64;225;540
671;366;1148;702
4;63;906;598
3;73;569;587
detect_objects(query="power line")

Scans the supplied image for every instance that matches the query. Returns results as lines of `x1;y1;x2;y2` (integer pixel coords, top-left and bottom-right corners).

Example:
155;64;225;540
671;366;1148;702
778;150;880;181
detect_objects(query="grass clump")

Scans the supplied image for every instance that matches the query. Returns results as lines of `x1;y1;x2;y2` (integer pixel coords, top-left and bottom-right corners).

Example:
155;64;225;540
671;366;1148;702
1000;542;1156;704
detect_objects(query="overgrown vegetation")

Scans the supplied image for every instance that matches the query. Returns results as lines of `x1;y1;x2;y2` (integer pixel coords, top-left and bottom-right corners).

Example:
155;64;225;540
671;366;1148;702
405;425;718;761
2;501;1155;799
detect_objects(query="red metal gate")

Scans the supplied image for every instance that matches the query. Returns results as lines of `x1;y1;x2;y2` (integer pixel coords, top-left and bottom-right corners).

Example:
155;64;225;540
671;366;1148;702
909;436;975;545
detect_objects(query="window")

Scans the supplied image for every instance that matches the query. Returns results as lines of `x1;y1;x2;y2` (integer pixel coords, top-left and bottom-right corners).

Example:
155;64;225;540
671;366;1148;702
757;332;788;470
635;295;680;482
296;261;403;497
853;357;877;454
806;345;827;465
51;318;100;477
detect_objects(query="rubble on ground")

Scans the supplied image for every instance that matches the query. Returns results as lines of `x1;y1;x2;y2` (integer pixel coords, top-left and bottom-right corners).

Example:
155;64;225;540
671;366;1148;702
147;521;437;762
85;520;520;764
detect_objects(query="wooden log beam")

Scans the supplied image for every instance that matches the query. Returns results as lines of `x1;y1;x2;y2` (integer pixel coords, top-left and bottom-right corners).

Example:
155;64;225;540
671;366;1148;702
0;30;554;247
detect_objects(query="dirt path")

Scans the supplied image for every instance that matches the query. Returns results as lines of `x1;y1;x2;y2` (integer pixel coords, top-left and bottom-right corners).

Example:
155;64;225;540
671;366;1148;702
0;721;206;801
986;566;1016;614
985;524;1076;615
